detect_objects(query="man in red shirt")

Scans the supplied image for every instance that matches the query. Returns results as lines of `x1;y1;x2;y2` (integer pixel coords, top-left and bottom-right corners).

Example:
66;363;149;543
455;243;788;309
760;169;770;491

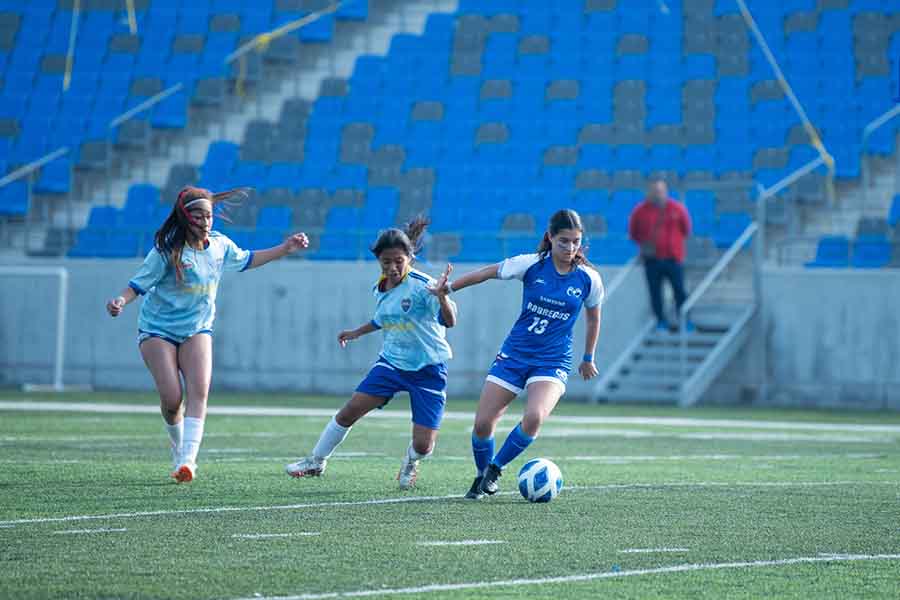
628;178;693;331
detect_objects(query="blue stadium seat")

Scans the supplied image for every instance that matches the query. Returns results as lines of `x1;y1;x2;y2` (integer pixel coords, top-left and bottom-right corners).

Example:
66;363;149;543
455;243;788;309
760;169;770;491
257;205;292;230
0;181;28;216
852;236;892;269
33;158;71;194
712;212;753;249
889;195;900;227
806;235;850;268
592;235;636;265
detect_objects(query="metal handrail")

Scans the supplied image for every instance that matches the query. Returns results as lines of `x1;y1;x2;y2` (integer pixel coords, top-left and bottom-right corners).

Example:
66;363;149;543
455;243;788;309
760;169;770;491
601;256;637;303
109;83;184;128
224;2;342;64
0;147;69;189
679;222;758;380
861;104;900;213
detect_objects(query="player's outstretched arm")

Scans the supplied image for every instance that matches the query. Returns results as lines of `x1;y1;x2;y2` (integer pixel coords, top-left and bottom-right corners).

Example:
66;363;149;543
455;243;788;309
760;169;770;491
427;264;458;328
578;305;601;380
245;232;310;270
106;287;138;317
338;321;379;348
443;263;501;294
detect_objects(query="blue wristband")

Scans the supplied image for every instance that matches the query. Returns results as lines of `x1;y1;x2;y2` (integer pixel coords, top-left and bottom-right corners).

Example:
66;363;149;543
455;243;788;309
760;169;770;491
583;353;594;363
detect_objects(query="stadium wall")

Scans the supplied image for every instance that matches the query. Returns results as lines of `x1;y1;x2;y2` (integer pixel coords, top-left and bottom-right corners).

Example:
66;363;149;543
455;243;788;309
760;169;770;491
707;268;900;410
0;260;648;399
4;262;899;408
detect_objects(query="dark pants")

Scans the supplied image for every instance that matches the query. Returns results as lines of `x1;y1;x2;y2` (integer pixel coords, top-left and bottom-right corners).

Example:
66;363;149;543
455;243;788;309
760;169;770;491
643;258;687;324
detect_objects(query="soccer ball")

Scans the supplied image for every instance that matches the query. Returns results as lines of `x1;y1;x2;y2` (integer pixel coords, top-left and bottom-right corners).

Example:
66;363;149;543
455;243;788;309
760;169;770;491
517;458;563;503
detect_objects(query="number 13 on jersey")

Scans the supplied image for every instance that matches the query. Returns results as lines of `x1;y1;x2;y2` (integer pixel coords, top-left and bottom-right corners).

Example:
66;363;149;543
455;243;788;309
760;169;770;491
527;316;549;335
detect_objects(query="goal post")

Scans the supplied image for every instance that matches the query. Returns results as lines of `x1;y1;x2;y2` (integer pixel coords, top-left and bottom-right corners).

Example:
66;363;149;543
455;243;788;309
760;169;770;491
0;265;88;392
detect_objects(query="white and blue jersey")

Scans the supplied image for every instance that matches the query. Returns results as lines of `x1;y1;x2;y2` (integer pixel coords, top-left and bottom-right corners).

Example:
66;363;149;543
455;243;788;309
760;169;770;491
356;268;456;430
369;268;454;372
487;253;604;394
128;231;253;343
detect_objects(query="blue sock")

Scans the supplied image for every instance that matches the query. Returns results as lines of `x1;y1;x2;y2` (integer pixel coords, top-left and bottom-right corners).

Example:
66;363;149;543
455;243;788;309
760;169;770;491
492;423;534;469
471;434;495;476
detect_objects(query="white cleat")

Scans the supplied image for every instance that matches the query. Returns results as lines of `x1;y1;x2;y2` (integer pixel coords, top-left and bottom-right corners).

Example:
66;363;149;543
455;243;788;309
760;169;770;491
285;456;327;478
397;455;419;490
171;462;196;483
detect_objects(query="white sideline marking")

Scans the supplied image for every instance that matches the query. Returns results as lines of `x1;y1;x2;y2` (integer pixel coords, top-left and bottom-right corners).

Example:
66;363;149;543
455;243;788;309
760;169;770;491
540;428;891;444
233;554;900;600
3;400;900;433
1;481;897;528
206;449;258;454
619;548;689;554
565;453;882;463
52;527;126;535
417;540;506;547
232;533;320;540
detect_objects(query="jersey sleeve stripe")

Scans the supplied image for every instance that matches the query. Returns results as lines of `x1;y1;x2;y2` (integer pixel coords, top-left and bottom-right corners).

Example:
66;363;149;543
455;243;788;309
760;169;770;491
128;281;147;296
240;251;255;272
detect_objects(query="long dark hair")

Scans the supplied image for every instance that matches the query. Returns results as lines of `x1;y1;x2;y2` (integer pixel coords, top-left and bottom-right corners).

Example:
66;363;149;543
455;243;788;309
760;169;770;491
537;209;593;269
155;186;248;283
370;215;430;259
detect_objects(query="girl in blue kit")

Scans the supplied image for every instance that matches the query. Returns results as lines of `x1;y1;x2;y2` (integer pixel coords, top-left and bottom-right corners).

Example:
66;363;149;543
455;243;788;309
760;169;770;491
440;209;604;499
286;217;457;490
106;186;309;483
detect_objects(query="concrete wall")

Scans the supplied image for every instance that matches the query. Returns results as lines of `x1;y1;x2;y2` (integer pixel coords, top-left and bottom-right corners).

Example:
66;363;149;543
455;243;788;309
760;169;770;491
0;259;649;400
706;267;900;410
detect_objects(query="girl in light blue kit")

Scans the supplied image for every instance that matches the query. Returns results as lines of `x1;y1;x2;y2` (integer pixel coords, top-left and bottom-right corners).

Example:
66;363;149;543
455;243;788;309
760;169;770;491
106;186;309;483
286;217;457;490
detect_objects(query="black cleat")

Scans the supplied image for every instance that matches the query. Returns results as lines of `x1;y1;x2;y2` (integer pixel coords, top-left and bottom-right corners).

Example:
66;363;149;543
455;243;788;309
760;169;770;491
479;464;502;496
464;476;485;500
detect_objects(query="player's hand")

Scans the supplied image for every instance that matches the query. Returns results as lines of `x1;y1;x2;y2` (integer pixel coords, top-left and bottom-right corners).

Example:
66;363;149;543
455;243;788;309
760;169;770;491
283;232;310;254
106;296;126;317
578;361;598;380
427;263;453;296
338;329;359;348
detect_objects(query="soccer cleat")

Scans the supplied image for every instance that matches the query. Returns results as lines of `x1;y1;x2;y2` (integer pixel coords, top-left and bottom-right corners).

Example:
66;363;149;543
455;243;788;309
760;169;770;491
171;462;196;483
464;476;485;500
479;464;502;495
397;454;419;490
285;456;327;478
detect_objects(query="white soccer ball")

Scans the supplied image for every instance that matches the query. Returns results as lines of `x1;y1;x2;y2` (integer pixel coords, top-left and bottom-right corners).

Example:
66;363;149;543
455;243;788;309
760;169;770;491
517;458;563;503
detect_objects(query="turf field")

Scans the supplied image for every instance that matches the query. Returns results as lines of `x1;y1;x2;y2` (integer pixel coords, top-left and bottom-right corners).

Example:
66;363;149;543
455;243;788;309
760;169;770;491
1;392;899;599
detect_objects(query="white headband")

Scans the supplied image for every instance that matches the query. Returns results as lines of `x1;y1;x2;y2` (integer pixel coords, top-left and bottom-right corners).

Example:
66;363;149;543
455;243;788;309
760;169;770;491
183;198;212;209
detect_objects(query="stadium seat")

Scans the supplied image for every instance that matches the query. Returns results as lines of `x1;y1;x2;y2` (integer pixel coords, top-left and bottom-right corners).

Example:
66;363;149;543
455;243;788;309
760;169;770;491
806;236;851;268
852;236;892;269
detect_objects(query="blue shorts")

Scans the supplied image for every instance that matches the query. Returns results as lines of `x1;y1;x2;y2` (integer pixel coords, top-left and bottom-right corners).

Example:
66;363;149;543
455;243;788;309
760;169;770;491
486;352;569;396
137;329;212;348
356;358;448;430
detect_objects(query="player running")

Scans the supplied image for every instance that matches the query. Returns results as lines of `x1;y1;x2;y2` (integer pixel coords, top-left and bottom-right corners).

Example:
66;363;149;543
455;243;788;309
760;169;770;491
285;217;457;490
106;186;309;483
438;209;604;499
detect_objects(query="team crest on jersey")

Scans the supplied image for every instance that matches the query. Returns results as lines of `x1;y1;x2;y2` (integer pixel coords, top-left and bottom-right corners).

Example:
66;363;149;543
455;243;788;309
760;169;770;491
401;297;412;312
555;369;569;382
181;260;195;270
566;286;582;298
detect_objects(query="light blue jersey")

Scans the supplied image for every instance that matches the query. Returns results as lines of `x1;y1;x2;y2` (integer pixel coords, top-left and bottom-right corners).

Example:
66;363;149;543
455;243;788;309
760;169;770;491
370;268;455;372
128;231;253;339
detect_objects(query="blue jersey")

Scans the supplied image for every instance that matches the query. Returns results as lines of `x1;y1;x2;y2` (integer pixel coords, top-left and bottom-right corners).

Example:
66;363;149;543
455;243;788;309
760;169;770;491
128;231;253;338
497;253;604;369
370;268;455;372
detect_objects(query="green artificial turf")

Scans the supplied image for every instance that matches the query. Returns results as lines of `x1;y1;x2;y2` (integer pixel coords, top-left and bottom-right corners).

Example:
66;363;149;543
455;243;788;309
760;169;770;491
1;392;898;599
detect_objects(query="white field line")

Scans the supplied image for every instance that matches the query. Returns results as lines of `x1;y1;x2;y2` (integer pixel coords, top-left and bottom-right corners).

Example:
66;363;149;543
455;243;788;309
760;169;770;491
619;548;689;554
564;453;883;463
232;554;900;600
232;533;320;540
52;527;127;535
205;449;258;454
0;431;284;443
2;400;900;433
540;428;892;444
417;540;506;547
1;481;898;528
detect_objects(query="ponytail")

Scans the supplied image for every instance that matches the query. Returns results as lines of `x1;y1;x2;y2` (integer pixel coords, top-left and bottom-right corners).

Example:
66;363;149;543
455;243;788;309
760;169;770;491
371;215;430;259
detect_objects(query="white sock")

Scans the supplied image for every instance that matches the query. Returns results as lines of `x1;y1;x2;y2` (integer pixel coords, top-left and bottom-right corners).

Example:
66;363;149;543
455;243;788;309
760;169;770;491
165;421;183;452
180;417;205;465
407;443;431;461
312;416;351;460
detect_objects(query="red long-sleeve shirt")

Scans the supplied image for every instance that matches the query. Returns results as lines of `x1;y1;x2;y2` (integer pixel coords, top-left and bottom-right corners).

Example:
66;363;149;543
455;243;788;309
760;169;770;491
628;199;692;263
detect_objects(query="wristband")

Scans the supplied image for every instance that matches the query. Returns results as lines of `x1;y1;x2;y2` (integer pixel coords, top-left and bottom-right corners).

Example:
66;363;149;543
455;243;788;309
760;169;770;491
583;353;594;363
